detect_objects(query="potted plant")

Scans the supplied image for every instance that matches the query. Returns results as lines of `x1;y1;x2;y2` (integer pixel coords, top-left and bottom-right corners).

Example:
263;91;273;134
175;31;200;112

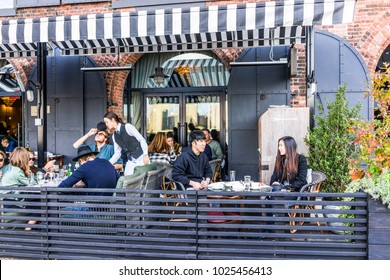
305;85;361;193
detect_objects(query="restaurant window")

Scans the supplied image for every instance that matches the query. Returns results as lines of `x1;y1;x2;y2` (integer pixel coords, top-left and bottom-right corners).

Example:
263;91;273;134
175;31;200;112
0;0;15;16
15;0;60;8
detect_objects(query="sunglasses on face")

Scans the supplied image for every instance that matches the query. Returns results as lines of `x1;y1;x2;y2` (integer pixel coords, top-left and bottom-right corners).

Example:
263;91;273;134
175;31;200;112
0;158;4;162
29;157;36;161
97;133;107;138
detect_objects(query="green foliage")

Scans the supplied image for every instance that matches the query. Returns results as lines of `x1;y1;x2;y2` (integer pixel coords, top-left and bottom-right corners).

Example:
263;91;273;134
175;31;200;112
305;85;361;192
349;65;390;176
345;169;390;209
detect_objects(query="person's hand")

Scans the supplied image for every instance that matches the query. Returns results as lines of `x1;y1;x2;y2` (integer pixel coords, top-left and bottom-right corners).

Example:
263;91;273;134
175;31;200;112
88;128;98;136
43;159;56;173
200;179;209;189
143;154;150;165
191;181;203;190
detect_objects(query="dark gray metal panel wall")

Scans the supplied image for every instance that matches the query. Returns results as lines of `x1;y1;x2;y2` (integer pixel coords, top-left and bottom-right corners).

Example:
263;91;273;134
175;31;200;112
314;30;371;120
228;47;290;182
27;49;107;164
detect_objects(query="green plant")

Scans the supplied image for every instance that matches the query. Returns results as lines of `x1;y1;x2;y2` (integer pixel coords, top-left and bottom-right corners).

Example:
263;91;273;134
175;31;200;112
349;65;390;176
345;169;390;209
305;85;361;192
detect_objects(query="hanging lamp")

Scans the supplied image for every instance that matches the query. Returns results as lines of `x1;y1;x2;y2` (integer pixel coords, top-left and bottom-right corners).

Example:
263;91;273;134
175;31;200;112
149;45;168;85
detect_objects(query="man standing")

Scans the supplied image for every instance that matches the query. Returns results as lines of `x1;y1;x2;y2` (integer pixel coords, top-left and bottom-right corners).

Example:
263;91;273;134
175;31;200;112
172;130;213;190
59;145;119;196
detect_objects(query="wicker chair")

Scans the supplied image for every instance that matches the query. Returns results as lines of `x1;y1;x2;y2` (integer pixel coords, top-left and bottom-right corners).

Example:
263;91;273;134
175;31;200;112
288;170;327;233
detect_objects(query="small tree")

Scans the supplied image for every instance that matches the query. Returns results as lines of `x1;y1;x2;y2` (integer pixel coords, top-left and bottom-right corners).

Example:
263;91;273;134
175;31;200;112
305;85;361;193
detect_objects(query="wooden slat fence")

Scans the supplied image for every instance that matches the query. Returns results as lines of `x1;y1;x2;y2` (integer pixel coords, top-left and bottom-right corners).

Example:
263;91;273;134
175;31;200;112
0;186;368;259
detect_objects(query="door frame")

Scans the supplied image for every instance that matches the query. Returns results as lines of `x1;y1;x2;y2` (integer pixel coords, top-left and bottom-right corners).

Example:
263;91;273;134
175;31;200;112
131;86;227;149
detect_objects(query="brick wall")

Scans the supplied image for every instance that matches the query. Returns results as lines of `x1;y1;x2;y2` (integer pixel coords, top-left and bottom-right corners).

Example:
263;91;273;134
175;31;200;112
3;0;390;115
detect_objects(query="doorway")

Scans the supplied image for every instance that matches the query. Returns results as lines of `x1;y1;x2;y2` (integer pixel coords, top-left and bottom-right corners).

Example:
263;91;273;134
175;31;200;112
140;88;226;149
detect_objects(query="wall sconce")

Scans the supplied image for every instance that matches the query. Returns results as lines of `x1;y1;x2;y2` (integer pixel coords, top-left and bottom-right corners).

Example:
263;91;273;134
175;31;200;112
26;80;41;102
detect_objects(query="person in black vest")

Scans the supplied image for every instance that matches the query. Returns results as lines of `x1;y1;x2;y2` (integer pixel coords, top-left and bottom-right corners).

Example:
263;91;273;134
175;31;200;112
103;112;149;175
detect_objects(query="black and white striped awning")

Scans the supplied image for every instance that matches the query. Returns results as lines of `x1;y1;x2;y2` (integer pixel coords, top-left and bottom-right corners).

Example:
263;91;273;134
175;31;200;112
0;0;356;58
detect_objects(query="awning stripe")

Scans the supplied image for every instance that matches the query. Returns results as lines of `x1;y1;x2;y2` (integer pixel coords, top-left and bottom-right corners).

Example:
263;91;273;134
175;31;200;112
0;0;356;58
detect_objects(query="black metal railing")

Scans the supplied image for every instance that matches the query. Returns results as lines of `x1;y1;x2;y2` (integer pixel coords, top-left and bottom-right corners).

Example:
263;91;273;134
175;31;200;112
0;186;368;260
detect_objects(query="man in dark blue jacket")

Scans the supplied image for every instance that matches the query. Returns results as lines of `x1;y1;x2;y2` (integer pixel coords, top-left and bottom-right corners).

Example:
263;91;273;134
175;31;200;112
172;130;213;190
59;145;119;196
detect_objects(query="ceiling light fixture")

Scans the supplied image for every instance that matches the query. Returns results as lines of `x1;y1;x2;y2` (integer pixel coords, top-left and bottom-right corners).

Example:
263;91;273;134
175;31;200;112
149;45;168;86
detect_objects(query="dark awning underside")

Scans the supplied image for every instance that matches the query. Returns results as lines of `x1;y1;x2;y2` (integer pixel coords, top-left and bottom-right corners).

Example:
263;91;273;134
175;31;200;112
0;0;356;58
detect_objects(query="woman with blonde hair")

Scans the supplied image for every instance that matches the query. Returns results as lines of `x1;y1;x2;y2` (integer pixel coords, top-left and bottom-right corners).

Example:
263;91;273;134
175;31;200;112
1;147;30;187
148;132;177;165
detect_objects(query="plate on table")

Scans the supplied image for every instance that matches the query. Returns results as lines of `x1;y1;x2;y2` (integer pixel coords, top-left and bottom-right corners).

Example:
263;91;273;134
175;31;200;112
224;181;245;192
208;182;224;191
250;183;272;192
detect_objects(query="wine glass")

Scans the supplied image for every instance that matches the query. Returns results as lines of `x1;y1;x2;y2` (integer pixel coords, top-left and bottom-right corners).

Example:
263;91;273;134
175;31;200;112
37;172;45;187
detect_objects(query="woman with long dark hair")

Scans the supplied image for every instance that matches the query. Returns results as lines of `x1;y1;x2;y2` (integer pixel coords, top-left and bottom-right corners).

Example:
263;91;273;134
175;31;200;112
103;112;149;175
270;136;308;192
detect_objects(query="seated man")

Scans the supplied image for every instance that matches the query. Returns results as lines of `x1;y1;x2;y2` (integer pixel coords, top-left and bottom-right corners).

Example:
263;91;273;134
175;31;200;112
172;130;213;190
59;145;119;196
1;136;17;159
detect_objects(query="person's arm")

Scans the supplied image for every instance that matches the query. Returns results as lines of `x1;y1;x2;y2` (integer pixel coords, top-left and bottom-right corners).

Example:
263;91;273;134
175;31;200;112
73;128;97;148
213;142;224;160
58;168;84;188
125;123;149;164
109;135;122;165
289;155;308;191
270;166;279;185
172;156;190;187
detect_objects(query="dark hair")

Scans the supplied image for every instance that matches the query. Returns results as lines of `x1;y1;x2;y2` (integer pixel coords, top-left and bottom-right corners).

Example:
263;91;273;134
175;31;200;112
202;128;210;133
189;130;206;143
210;129;220;142
274;136;299;183
166;131;174;139
103;111;123;124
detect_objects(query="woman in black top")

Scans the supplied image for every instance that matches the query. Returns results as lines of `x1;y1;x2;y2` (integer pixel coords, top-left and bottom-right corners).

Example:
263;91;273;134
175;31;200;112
270;136;308;192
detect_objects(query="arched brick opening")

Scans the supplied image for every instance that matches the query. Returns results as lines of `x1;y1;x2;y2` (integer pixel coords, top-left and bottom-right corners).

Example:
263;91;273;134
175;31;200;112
356;11;390;77
98;49;242;117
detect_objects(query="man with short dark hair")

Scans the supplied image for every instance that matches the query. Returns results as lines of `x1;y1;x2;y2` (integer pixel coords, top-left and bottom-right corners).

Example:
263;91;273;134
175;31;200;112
202;129;224;160
172;130;213;190
59;145;119;196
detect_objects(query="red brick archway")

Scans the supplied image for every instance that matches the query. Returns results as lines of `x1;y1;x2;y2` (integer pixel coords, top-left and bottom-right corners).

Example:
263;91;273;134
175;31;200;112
355;11;390;77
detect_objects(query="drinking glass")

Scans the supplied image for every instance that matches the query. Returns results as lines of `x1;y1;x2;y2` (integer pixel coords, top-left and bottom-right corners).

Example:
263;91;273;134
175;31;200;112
229;170;236;182
244;175;252;191
37;172;45;186
53;164;59;173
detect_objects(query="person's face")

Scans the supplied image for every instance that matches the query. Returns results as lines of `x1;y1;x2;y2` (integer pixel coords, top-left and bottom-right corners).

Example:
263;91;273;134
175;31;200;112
103;118;117;131
192;139;206;154
0;154;5;168
1;139;7;148
166;137;174;147
95;131;108;143
28;153;36;167
278;140;286;156
202;131;210;141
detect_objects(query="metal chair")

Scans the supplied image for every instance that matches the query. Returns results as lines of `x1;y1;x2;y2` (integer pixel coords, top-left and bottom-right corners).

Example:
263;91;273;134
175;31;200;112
288;170;327;233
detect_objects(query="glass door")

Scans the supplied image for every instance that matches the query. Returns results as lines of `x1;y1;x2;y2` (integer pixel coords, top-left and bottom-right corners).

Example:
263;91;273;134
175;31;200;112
144;91;225;148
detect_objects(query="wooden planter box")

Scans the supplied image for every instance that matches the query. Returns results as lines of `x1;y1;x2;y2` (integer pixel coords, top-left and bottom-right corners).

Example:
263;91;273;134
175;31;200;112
368;196;390;259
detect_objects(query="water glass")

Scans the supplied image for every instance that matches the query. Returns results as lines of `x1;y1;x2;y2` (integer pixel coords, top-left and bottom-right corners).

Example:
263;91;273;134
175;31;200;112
244;175;252;191
229;170;236;182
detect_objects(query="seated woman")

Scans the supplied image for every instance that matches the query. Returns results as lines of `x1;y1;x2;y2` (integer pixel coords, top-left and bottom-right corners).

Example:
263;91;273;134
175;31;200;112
148;132;177;166
0;150;10;179
28;150;55;176
270;136;308;192
166;131;182;157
